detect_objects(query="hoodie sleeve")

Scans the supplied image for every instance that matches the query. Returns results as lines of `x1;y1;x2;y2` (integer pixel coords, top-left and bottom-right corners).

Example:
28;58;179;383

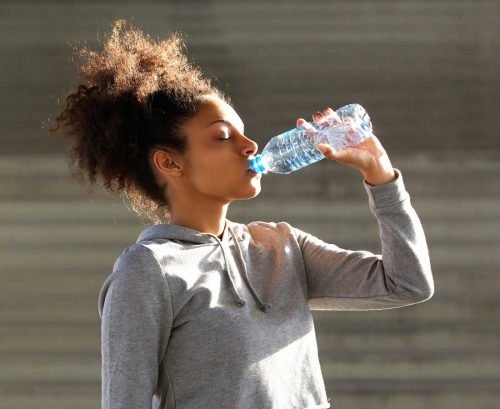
294;168;434;311
98;244;173;409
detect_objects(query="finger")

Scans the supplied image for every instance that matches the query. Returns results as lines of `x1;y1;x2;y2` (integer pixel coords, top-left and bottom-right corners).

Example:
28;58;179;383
296;118;316;132
296;118;306;128
323;107;342;125
313;111;331;128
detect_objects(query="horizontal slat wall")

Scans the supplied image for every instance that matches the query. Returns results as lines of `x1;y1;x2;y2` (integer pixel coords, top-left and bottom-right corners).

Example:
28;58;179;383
1;151;500;409
0;0;499;154
1;1;500;409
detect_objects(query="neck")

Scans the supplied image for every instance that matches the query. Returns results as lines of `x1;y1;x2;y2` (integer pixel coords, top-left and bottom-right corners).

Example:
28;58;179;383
169;198;230;238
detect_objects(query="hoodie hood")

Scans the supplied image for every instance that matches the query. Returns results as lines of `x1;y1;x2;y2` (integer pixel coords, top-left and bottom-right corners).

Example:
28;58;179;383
135;219;273;312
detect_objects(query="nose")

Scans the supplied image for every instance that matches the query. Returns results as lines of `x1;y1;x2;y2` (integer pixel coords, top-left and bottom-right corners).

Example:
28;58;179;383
241;136;258;157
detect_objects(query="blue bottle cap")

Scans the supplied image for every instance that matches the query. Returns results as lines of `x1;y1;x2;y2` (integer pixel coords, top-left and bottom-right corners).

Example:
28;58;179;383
248;155;267;174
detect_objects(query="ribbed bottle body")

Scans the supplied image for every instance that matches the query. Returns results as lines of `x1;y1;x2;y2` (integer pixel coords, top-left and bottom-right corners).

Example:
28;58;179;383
249;104;372;174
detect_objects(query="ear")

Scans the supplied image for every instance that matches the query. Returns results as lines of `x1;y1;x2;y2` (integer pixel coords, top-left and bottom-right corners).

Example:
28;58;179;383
151;149;185;177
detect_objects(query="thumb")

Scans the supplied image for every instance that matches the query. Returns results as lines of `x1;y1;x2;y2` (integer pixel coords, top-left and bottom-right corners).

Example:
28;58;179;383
316;143;339;159
316;143;354;164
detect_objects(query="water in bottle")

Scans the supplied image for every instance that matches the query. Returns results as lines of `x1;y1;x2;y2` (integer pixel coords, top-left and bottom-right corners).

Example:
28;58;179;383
248;103;372;174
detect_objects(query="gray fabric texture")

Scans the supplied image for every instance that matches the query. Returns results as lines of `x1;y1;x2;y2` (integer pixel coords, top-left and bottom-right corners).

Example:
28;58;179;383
98;167;434;409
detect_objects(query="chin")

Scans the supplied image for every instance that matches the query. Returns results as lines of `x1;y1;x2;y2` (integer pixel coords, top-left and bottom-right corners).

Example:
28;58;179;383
246;180;262;198
246;188;261;199
233;185;262;201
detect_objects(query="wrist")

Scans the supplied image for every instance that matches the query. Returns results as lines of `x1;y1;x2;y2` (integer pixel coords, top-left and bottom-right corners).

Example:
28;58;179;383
363;168;397;186
361;153;396;186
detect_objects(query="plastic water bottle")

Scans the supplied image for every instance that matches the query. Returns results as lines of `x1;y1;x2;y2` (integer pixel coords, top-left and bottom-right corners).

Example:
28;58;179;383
248;103;372;174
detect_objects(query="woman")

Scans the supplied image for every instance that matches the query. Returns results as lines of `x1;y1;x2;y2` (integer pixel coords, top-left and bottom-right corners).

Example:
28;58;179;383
50;19;434;409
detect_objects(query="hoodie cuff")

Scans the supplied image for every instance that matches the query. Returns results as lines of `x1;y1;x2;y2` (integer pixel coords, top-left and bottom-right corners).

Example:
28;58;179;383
363;168;409;210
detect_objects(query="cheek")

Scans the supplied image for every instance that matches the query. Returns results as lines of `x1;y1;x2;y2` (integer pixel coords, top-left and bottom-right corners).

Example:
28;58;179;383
186;157;233;189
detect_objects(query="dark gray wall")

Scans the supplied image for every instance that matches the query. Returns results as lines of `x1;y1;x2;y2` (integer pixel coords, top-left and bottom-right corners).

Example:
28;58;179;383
1;1;499;408
2;0;499;155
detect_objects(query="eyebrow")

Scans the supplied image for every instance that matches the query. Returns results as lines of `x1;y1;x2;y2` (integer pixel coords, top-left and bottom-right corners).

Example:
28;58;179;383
207;119;244;132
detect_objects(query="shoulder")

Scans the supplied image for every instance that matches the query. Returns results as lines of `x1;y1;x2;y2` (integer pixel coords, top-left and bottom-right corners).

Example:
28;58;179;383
98;243;169;318
247;220;295;234
231;220;299;244
111;243;164;281
228;219;295;234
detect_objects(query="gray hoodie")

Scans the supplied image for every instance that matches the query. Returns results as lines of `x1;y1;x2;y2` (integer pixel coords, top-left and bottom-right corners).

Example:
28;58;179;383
98;168;434;409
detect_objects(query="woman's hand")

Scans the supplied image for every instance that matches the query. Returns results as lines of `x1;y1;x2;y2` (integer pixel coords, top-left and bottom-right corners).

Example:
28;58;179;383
296;107;397;186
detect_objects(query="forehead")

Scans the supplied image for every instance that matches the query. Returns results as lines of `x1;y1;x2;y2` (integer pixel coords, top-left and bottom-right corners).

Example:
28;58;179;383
188;96;244;131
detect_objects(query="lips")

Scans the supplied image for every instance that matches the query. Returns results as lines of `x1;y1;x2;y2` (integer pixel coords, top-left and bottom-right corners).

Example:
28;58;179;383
246;168;261;178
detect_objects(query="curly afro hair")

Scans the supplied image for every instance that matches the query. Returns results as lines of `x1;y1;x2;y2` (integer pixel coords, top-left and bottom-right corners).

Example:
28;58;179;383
48;18;230;225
